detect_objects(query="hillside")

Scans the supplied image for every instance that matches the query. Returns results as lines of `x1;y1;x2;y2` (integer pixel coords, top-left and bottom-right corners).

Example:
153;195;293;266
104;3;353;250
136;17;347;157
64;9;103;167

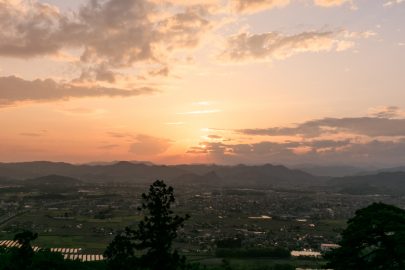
330;172;405;195
296;165;368;177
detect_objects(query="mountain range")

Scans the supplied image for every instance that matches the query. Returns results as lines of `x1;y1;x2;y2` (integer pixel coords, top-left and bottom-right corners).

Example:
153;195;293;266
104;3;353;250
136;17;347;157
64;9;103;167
1;161;405;194
0;161;317;188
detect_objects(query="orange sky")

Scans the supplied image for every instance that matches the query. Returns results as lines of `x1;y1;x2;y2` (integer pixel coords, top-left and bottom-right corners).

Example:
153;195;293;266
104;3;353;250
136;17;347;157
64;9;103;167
0;0;405;166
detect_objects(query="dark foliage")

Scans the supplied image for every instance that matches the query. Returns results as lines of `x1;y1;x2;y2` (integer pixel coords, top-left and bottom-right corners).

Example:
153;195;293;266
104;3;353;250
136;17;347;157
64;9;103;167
326;202;405;269
105;180;190;270
103;227;138;270
11;230;38;270
216;238;242;249
210;260;295;270
0;230;105;270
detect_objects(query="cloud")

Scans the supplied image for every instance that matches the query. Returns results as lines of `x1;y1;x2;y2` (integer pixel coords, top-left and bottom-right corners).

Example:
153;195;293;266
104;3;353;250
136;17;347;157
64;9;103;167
0;0;213;77
232;0;290;14
313;0;352;7
187;138;405;166
208;134;222;139
231;0;354;14
0;76;155;106
220;30;357;62
186;141;300;164
157;7;212;50
368;106;403;119
0;0;154;62
188;140;297;157
193;101;212;106
0;0;380;108
187;146;209;154
0;0;62;58
239;116;405;138
214;109;405;165
129;134;172;156
77;64;118;83
307;139;351;148
383;0;404;7
154;0;219;5
149;66;170;77
158;0;356;14
0;0;364;65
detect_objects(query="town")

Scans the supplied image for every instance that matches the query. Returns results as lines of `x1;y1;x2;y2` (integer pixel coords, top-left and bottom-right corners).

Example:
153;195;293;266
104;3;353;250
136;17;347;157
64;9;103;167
1;176;404;268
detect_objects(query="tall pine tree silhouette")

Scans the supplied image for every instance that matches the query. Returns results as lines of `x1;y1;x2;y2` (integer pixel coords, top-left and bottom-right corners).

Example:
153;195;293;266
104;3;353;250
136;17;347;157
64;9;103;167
105;180;189;270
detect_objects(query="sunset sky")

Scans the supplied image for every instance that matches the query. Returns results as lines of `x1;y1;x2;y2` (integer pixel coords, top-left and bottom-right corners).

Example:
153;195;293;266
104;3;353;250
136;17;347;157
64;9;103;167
1;0;405;166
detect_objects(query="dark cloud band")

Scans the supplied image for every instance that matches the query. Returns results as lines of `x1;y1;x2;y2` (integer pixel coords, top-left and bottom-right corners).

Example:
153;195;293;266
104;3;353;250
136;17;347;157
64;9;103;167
0;76;156;106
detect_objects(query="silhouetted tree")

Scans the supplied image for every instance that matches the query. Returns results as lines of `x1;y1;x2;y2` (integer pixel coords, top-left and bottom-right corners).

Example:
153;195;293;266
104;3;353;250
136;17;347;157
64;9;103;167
10;230;38;270
30;249;69;270
326;202;405;270
14;230;38;253
105;180;189;270
104;227;138;270
0;231;105;270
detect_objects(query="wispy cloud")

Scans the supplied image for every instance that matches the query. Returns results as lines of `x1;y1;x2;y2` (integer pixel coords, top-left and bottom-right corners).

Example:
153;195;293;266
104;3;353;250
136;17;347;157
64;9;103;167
232;0;290;14
20;132;43;137
368;106;404;119
239;116;405;138
192;101;212;106
231;0;354;14
219;29;368;62
314;0;354;8
19;129;47;137
107;132;136;139
383;0;404;7
208;134;222;139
